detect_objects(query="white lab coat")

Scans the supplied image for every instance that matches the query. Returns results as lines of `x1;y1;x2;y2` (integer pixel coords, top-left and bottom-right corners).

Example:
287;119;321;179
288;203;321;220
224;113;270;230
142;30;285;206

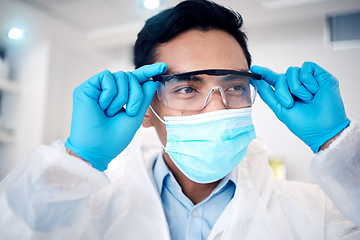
0;122;360;240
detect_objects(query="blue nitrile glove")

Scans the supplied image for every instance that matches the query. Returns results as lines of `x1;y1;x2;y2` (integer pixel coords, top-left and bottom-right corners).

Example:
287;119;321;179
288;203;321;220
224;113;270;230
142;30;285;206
251;61;350;153
65;62;167;171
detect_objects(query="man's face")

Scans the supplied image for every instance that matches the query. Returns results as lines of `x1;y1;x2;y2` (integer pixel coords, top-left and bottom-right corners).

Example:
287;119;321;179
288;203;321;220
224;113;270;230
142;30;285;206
142;28;249;152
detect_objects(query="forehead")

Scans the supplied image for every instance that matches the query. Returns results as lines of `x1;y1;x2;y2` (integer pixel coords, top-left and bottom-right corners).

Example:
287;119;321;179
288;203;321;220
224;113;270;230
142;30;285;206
155;29;249;74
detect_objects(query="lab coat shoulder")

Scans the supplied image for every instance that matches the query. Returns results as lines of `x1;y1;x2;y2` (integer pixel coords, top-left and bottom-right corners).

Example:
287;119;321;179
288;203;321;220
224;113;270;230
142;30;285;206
266;179;328;239
220;139;326;239
267;120;360;239
0;140;110;240
270;178;326;213
80;142;170;240
223;137;360;240
252;177;359;240
0;137;170;240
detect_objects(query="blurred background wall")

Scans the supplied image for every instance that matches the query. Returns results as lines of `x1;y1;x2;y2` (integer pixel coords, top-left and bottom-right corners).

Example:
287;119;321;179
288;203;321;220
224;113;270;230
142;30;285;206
0;0;359;181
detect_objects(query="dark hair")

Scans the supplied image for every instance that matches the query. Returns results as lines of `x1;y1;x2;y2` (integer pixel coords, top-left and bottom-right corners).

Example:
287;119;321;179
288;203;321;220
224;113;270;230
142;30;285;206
134;0;251;69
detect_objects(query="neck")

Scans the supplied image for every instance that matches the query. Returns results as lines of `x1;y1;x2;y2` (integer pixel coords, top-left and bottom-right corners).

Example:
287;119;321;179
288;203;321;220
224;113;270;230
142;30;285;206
163;152;220;205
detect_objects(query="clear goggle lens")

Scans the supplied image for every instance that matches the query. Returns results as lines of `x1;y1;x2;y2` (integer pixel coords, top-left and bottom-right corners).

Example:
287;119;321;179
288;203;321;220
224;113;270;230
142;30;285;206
153;69;261;111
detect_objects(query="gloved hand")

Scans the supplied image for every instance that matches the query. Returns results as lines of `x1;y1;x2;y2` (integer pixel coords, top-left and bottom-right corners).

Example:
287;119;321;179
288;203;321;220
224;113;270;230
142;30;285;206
65;62;167;171
251;61;350;153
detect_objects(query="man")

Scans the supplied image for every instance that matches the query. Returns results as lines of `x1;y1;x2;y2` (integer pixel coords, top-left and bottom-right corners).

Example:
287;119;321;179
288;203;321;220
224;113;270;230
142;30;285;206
0;1;359;239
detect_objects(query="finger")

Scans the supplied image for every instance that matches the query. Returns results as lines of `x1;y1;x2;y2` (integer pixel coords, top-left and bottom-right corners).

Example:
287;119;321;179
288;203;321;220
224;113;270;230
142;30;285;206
257;79;283;118
137;80;157;117
286;66;313;101
275;74;294;108
131;62;168;84
250;65;281;87
300;62;319;94
301;61;337;88
126;72;144;117
87;70;117;111
105;71;129;117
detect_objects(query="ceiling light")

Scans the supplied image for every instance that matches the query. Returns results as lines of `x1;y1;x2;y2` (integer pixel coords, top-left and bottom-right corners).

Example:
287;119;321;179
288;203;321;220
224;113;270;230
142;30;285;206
258;0;328;9
143;0;160;9
8;28;24;40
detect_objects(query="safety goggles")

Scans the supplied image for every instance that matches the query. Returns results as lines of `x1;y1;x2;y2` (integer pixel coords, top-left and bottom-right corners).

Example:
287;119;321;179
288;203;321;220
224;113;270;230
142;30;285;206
152;69;261;111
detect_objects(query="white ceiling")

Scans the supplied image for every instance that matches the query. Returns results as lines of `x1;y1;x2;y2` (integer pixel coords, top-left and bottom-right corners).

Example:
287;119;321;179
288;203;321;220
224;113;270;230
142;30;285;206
16;0;360;32
10;0;360;61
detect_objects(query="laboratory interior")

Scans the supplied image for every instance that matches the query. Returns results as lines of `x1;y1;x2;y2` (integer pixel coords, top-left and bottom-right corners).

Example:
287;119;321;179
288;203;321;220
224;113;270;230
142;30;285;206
0;0;359;182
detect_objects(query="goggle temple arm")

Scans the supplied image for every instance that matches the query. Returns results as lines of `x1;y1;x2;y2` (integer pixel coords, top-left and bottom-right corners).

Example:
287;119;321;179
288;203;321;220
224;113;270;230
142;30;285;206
151;69;262;82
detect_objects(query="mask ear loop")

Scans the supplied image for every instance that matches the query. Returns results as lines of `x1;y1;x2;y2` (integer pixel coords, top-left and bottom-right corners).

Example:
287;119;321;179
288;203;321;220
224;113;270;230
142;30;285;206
149;105;166;124
149;105;166;150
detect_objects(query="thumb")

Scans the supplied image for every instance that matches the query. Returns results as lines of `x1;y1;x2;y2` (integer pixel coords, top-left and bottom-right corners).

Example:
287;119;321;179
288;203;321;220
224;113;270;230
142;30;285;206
132;62;168;84
251;65;280;87
137;80;157;117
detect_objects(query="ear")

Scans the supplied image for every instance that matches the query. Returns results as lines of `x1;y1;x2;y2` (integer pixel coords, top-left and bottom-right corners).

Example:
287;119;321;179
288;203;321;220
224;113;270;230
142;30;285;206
142;107;154;128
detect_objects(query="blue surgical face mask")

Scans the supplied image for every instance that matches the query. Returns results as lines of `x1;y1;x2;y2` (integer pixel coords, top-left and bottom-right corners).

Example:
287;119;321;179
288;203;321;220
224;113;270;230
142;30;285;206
150;106;256;183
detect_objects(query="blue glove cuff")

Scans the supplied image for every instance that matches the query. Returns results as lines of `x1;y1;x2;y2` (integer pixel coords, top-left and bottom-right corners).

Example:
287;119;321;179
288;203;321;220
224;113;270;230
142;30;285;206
310;119;351;153
65;139;112;171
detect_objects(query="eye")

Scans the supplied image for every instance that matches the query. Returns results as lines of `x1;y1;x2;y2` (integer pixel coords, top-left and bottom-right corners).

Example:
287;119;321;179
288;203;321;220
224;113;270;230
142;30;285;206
227;84;246;92
169;84;200;100
175;86;197;94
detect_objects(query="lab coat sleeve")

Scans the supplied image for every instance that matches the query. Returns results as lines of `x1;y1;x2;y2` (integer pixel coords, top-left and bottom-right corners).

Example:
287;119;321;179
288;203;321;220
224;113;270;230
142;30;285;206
0;140;111;240
310;121;360;227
